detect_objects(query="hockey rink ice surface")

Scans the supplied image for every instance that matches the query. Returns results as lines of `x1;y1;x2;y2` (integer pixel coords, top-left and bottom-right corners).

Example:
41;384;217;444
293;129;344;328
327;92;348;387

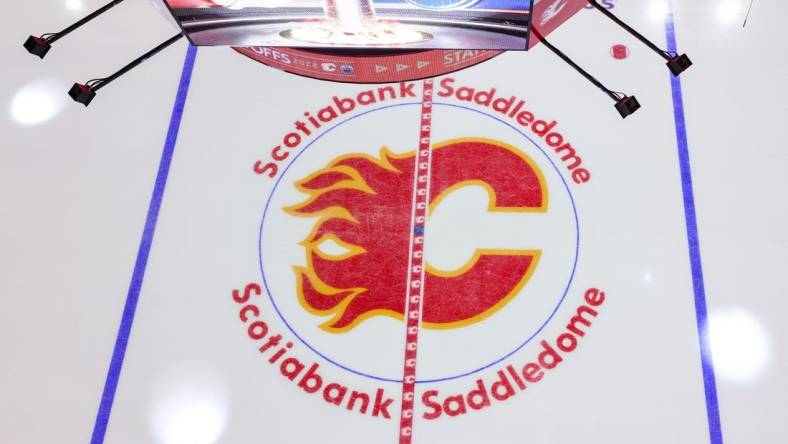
1;1;787;444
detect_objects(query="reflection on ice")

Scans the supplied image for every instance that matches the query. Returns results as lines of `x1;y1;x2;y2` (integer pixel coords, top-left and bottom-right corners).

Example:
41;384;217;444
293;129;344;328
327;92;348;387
717;1;744;24
648;1;669;22
150;366;229;444
65;0;84;11
707;307;770;384
9;79;68;126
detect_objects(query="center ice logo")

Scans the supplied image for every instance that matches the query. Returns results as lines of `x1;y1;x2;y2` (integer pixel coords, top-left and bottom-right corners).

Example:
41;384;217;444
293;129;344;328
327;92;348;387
286;138;547;333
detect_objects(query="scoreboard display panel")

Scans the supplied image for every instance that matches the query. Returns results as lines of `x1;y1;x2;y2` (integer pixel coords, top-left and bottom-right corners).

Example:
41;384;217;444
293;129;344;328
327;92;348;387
163;0;534;49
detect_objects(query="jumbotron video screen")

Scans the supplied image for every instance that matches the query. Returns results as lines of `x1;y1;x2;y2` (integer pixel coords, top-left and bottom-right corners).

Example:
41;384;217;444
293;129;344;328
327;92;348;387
164;0;532;49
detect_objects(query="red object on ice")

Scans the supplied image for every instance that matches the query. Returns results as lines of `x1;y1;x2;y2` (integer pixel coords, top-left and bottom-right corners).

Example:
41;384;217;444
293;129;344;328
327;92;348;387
611;44;630;59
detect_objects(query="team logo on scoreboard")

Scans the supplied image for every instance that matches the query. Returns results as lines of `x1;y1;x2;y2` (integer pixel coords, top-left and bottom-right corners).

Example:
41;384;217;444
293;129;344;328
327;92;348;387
535;0;569;25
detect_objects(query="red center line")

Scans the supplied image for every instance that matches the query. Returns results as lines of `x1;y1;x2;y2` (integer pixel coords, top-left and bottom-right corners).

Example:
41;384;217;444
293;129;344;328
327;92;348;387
398;78;434;444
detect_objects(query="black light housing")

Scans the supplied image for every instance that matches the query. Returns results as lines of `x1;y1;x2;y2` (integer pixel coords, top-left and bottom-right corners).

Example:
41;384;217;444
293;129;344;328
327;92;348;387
587;0;692;77
533;29;639;119
23;35;52;58
23;0;126;60
615;96;641;119
667;54;693;77
69;83;97;107
67;33;184;107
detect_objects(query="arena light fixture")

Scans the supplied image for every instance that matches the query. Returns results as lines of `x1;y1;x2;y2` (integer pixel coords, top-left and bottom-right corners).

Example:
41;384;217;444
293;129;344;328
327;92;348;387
586;0;692;76
22;0;691;117
532;28;641;119
68;33;184;106
24;0;126;59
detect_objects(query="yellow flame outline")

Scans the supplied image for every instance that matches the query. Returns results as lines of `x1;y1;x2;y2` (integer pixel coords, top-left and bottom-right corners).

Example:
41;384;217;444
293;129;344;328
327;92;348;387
286;137;549;333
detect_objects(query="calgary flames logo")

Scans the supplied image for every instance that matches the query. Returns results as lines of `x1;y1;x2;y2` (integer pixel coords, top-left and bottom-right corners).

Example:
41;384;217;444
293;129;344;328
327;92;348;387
286;138;547;333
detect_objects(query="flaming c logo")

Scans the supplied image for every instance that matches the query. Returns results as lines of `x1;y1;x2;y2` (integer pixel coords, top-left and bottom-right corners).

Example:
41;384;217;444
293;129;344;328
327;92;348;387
286;138;547;333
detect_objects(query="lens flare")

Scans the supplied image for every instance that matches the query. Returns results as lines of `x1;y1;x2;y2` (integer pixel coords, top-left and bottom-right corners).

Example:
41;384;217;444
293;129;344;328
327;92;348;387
9;79;68;126
706;308;770;384
150;367;228;444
